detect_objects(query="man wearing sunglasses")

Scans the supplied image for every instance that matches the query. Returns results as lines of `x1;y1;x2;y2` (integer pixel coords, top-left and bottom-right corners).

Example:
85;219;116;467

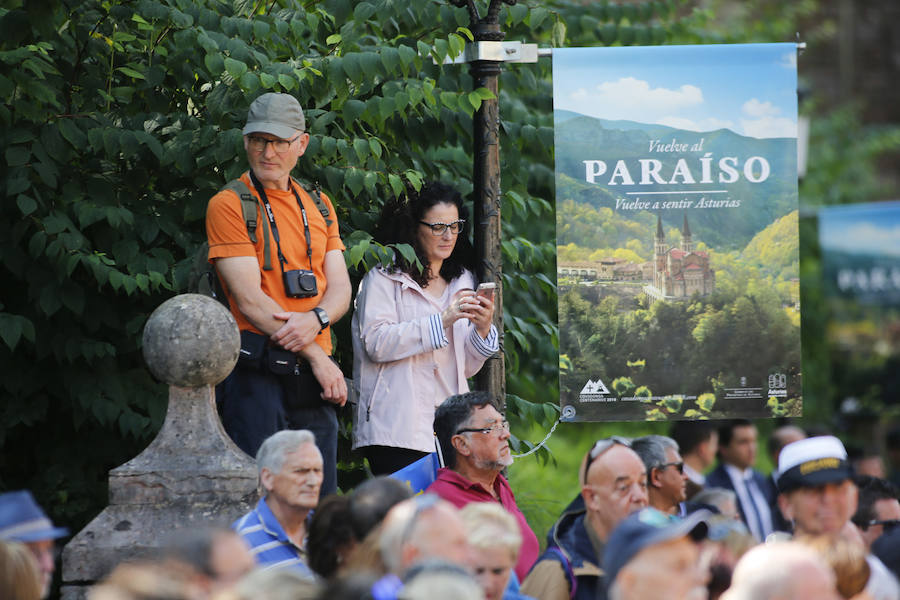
521;437;648;600
207;92;351;495
428;392;539;585
630;435;692;517
851;475;900;550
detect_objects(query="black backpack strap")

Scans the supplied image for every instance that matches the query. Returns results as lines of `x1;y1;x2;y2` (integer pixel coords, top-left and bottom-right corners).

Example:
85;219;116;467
221;179;273;271
291;176;333;227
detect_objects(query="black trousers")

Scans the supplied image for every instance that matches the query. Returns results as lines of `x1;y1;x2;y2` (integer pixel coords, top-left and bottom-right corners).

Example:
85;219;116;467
218;365;339;495
364;445;429;476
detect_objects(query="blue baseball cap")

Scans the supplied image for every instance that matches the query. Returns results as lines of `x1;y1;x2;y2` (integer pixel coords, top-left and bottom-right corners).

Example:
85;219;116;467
0;490;69;543
602;507;710;592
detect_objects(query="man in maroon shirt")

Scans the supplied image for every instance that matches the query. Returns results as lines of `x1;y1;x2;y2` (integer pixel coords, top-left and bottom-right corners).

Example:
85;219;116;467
426;392;539;583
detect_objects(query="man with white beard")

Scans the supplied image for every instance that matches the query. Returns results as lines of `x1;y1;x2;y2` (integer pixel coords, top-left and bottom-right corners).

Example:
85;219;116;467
427;392;539;584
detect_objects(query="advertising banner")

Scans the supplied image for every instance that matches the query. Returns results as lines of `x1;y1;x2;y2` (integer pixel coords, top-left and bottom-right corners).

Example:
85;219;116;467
554;44;801;422
819;201;900;404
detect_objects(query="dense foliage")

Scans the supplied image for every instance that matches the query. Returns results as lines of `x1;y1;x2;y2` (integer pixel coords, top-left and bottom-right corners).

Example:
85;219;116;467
1;0;696;530
4;0;898;548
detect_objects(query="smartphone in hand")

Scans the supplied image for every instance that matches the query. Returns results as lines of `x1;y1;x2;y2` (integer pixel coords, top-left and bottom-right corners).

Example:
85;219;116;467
476;282;496;302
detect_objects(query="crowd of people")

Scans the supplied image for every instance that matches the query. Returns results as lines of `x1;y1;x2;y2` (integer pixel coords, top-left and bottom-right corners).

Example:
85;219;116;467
4;94;900;599
3;407;900;600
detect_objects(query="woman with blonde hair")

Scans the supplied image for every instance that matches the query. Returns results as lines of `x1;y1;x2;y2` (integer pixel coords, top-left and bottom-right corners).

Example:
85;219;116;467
460;503;535;600
0;541;44;600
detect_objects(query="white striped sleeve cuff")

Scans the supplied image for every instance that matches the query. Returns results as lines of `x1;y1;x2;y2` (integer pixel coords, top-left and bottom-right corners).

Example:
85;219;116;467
470;325;499;357
428;313;449;349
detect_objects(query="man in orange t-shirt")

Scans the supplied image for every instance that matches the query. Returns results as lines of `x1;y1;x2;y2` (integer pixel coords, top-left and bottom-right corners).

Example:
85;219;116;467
206;93;351;494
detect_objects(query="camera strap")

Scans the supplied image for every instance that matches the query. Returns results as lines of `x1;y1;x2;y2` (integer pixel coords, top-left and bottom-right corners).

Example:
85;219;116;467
248;171;315;274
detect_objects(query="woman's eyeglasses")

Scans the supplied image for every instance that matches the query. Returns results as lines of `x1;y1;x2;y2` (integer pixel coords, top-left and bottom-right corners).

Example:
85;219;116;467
419;219;465;235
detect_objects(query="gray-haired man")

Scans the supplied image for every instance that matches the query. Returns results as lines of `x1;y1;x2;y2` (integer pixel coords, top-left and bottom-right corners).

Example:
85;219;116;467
631;435;689;516
233;429;323;577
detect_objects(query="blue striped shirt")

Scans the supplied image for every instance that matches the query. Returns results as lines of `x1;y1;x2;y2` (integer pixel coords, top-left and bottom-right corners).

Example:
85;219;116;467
232;496;316;578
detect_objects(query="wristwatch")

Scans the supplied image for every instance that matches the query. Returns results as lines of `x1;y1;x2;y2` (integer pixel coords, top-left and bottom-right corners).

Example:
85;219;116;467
311;307;330;333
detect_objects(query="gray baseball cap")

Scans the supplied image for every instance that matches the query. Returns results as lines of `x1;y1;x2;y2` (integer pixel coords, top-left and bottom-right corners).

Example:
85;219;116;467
243;93;305;139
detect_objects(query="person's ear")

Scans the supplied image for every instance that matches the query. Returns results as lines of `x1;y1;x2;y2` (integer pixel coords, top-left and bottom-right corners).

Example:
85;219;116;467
649;467;663;489
617;566;637;593
400;543;419;572
295;132;310;157
451;434;471;457
260;467;274;493
777;493;793;521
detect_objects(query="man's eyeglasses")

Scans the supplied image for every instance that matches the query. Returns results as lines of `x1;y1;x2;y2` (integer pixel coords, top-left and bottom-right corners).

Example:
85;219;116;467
582;436;632;483
656;461;684;474
247;134;302;154
456;420;509;436
419;219;465;236
868;519;900;532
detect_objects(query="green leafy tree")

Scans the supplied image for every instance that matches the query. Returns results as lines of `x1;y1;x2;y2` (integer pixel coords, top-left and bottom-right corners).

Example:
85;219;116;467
0;0;562;528
1;0;768;544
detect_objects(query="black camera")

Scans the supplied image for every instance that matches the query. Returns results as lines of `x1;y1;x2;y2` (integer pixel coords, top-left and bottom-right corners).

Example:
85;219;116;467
283;269;318;298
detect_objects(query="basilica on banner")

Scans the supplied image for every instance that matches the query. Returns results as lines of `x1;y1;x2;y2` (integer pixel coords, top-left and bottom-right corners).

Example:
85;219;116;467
646;214;715;300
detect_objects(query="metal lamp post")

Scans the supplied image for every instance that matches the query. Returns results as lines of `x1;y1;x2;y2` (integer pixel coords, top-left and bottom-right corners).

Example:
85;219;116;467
450;0;518;408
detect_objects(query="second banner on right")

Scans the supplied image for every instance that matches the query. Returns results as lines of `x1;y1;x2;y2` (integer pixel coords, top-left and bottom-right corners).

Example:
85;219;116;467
554;43;801;422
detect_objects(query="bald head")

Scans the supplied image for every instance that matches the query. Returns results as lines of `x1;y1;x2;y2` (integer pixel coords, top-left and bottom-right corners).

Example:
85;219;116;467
582;445;648;541
379;496;469;575
722;542;839;600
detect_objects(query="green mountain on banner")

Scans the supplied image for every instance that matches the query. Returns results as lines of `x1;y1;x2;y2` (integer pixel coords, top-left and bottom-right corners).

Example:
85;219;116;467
554;110;798;251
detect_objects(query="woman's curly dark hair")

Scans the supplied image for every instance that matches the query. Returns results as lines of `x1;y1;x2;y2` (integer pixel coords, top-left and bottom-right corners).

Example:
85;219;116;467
306;494;356;579
373;181;476;288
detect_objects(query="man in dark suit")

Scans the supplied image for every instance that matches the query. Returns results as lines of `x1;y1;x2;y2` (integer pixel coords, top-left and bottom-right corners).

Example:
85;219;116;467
766;423;806;531
670;421;718;500
705;420;776;541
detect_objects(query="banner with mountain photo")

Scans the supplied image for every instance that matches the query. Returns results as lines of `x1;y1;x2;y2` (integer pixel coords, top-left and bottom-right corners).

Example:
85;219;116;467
819;201;900;405
554;43;801;422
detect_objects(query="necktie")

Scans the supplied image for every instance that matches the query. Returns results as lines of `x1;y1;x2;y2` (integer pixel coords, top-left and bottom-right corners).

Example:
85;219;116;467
744;474;768;540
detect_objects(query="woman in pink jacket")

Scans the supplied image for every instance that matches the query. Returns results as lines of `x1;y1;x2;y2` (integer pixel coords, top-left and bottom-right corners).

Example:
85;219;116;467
351;182;499;474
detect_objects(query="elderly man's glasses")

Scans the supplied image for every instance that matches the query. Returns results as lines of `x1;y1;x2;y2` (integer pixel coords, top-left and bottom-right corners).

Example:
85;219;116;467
582;436;632;482
419;219;465;236
247;134;301;154
456;420;509;436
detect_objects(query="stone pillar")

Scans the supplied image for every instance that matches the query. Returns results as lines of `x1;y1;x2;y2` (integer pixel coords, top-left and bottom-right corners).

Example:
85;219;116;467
61;294;258;599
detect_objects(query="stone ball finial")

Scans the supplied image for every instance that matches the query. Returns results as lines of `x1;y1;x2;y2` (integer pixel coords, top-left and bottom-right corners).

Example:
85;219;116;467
142;294;240;387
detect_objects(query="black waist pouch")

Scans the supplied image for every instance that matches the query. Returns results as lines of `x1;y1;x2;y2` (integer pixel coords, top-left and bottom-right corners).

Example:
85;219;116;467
237;330;267;370
237;331;324;410
267;346;296;375
280;365;323;411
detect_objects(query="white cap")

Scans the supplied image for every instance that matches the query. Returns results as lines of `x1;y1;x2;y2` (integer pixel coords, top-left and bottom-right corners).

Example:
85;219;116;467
775;436;851;492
